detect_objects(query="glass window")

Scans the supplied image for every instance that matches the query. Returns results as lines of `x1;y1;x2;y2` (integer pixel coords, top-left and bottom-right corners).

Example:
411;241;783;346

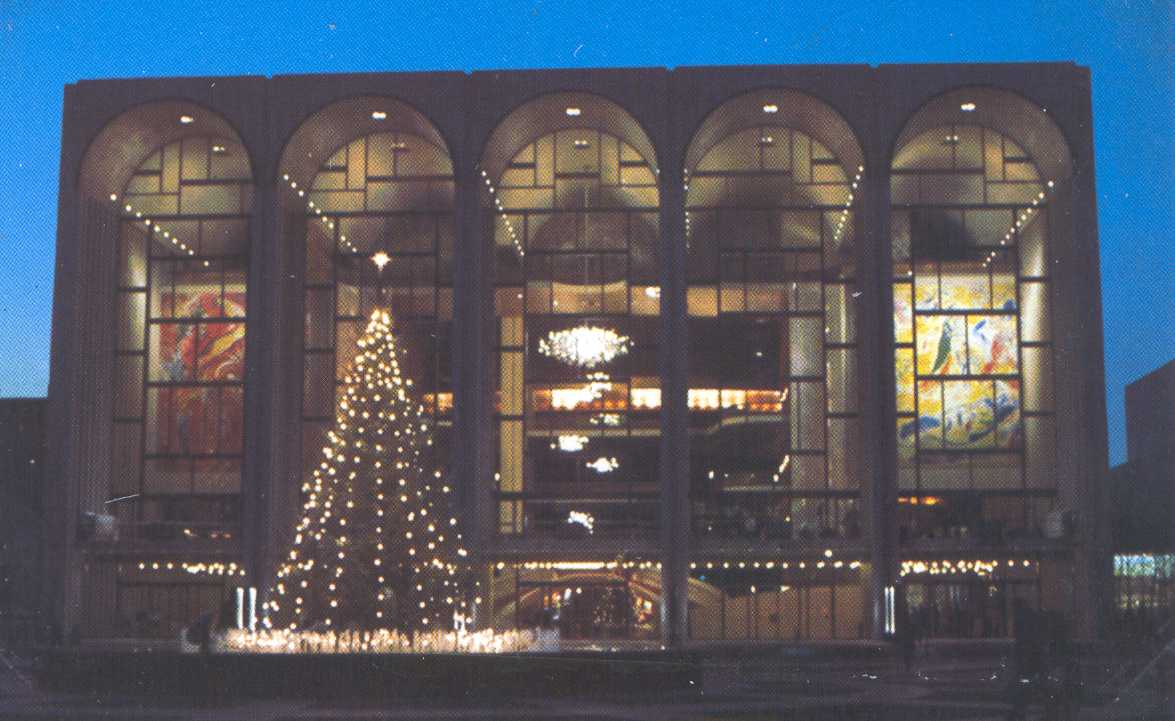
299;132;455;490
110;136;251;543
687;123;862;545
489;122;660;539
891;125;1057;529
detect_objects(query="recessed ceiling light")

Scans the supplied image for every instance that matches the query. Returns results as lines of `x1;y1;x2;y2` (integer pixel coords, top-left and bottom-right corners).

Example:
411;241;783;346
565;107;581;116
960;102;976;112
371;111;387;120
762;104;778;114
573;139;591;149
211;144;226;154
179;115;194;124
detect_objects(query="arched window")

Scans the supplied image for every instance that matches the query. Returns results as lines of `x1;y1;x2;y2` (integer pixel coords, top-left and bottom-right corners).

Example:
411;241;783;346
483;93;661;539
685;91;864;547
111;133;253;544
283;101;455;493
891;89;1069;544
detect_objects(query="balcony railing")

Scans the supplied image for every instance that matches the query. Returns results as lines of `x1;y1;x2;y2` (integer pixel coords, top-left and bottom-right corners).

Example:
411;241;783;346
79;517;240;546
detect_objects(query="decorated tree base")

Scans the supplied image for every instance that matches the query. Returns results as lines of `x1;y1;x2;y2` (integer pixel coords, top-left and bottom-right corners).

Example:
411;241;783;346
215;627;537;654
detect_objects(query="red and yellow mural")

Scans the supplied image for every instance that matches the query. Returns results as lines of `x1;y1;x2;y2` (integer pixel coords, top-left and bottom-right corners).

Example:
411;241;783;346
154;290;245;456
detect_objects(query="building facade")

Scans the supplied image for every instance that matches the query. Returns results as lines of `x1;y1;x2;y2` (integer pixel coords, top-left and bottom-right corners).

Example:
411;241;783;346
45;63;1110;645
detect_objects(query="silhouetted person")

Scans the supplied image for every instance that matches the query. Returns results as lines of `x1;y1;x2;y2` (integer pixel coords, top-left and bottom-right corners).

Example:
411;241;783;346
1042;614;1078;721
1006;603;1039;721
900;615;919;672
1157;648;1175;721
1005;649;1030;721
187;611;214;655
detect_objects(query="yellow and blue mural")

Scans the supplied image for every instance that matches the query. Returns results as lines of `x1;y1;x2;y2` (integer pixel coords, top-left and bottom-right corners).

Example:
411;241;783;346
896;272;1021;452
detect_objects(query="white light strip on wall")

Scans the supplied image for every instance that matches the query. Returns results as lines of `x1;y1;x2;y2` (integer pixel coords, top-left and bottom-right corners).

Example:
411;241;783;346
884;585;896;635
248;586;257;632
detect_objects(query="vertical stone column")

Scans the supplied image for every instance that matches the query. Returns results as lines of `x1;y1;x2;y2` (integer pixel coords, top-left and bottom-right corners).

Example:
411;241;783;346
659;140;689;647
861;80;898;639
1054;72;1111;639
44;151;115;636
453;125;490;562
243;173;278;592
1002;68;1112;642
43;132;81;638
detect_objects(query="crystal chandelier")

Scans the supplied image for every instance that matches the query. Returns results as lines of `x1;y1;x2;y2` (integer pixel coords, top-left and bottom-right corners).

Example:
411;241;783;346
538;326;630;369
566;510;595;534
585;456;619;474
552;434;589;452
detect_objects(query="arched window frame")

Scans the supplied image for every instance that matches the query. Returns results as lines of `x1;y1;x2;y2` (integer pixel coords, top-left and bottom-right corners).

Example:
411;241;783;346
109;133;254;543
683;91;865;546
294;129;457;484
890;103;1067;540
481;93;662;540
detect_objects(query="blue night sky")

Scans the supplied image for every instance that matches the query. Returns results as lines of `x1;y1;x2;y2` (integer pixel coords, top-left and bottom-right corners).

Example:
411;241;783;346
0;1;1171;465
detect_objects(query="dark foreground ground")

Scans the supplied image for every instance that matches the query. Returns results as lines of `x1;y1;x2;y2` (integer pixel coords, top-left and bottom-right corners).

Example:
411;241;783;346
0;640;1167;720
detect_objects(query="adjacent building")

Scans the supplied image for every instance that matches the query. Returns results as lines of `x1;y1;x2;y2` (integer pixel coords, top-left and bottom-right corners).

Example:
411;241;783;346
45;63;1110;645
1113;360;1175;622
0;398;46;644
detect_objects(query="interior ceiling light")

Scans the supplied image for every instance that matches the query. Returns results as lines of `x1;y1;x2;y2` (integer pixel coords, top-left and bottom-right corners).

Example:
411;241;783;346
566;511;595;533
179;115;194;125
585;457;619;474
554;435;589;452
590;413;622;427
960;102;977;112
371;251;390;271
538;326;630;369
371;110;388;120
565;106;582;116
573;139;591;149
762;103;779;114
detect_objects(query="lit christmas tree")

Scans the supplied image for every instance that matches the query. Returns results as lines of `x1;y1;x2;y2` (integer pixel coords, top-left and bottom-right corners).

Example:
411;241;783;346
263;309;472;638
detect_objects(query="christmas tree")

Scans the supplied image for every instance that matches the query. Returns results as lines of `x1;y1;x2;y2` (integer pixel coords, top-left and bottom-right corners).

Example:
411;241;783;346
263;309;471;636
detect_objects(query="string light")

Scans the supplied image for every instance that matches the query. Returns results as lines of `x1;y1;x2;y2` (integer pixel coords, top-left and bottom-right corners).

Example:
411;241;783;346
831;166;864;248
134;560;246;577
107;193;197;258
984;178;1055;268
899;559;1037;578
479;168;524;258
218;627;534;654
279;172;360;256
688;559;865;571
